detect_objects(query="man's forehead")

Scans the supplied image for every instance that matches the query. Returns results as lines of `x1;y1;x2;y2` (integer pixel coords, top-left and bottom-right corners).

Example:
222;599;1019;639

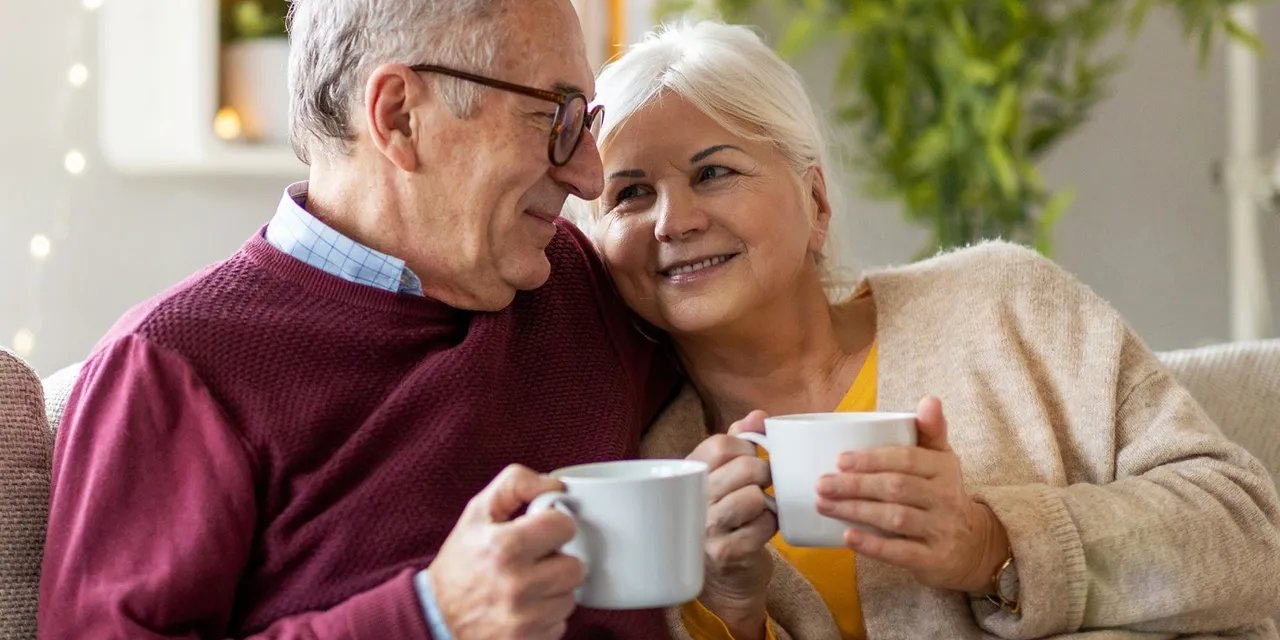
500;51;594;99
499;50;593;97
496;0;594;96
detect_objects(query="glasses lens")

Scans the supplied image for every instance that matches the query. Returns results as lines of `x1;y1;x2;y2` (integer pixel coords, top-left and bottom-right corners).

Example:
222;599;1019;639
587;105;604;140
553;95;587;165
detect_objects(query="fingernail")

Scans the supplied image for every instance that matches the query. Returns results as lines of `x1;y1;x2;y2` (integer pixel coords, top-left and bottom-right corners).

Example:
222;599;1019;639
838;453;858;470
845;529;863;548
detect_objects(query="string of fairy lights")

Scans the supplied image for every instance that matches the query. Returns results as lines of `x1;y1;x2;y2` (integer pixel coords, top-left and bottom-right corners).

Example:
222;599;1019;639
6;0;1275;364
9;0;637;364
11;0;102;362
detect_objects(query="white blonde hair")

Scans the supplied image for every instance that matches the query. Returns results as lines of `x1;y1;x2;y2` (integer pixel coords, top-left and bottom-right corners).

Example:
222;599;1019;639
577;19;844;285
287;0;516;164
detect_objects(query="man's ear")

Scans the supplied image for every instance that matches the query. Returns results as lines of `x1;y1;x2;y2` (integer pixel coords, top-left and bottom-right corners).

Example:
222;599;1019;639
363;63;422;172
805;165;832;253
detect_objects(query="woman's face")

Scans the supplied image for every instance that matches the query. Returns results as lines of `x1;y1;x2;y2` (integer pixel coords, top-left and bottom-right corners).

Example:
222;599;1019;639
595;94;830;336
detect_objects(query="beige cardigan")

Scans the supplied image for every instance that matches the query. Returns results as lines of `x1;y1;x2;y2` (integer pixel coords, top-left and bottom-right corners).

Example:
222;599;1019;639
641;241;1280;639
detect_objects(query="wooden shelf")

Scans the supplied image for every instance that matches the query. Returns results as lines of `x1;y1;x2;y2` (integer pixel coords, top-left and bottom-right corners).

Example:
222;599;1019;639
96;0;659;176
127;142;304;177
97;0;305;176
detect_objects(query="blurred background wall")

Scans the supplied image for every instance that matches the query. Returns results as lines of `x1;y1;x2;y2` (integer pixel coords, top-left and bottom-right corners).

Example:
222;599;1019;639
1;0;1277;375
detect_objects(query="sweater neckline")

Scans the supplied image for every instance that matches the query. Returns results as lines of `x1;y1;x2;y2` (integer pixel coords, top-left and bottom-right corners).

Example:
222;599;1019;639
241;227;467;322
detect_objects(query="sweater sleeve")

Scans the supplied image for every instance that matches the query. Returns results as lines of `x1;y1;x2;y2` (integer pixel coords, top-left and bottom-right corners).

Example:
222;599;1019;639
968;258;1280;638
38;334;433;640
560;220;681;426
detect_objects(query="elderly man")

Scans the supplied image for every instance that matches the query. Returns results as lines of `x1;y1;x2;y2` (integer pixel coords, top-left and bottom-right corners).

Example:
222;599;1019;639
38;1;678;638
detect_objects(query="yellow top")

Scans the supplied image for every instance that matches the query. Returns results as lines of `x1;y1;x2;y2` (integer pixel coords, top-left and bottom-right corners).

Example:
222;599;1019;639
682;343;877;640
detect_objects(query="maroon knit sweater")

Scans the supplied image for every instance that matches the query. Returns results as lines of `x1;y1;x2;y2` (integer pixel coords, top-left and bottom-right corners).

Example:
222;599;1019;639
40;221;678;639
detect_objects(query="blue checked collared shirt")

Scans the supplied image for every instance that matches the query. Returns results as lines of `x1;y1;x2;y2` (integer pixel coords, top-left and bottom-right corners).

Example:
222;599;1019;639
264;182;453;639
266;182;425;296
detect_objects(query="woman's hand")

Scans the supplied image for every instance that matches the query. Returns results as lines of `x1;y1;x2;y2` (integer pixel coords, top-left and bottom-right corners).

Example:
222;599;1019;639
686;410;776;639
815;397;1009;593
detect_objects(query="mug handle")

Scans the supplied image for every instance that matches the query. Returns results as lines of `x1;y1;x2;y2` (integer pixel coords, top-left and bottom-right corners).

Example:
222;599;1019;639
528;491;590;570
733;433;778;514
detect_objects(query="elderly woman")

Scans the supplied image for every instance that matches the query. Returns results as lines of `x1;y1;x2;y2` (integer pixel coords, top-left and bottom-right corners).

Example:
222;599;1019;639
577;19;1280;640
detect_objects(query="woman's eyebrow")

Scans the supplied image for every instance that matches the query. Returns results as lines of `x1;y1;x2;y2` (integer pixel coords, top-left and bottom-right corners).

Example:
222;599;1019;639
608;169;647;179
690;144;742;164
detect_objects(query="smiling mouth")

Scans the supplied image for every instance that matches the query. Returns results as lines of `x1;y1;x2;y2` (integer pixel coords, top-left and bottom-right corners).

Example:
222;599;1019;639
661;253;739;278
525;209;559;224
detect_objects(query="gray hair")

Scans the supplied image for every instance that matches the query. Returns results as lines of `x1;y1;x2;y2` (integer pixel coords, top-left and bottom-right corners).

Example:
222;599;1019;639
287;0;515;164
580;19;846;293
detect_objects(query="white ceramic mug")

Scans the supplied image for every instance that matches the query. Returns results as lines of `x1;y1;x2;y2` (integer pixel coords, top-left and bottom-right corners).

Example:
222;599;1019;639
528;459;708;609
738;412;917;547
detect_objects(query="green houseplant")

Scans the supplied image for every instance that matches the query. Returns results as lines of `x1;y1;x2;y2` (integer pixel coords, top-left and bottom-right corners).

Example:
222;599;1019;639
662;0;1263;255
221;0;290;42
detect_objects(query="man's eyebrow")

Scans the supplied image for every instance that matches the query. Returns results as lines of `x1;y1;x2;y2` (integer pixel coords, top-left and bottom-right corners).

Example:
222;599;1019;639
553;81;586;95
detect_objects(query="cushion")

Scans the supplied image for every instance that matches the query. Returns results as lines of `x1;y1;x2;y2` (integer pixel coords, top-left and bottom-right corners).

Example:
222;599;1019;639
1158;340;1280;491
41;361;83;434
0;348;53;639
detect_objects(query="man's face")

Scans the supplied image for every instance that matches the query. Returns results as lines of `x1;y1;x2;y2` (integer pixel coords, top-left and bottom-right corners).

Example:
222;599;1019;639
403;0;603;311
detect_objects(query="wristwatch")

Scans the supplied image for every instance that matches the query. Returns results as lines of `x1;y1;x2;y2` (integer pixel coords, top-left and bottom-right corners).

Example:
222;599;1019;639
985;548;1021;614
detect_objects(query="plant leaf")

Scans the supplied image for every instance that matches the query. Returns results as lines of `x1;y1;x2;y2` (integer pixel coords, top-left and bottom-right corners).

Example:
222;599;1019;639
986;141;1018;199
1127;0;1154;37
1033;188;1076;256
1224;17;1265;54
989;84;1018;140
908;127;951;173
778;13;820;57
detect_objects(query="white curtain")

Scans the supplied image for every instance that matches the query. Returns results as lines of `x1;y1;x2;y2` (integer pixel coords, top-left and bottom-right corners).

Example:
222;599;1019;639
573;0;658;71
572;0;613;71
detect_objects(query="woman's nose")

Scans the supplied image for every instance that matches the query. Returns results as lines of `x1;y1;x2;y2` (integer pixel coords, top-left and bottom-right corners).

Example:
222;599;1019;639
654;191;710;242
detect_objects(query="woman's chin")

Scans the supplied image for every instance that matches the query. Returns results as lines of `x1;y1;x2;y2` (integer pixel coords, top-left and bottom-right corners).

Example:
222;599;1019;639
657;306;745;339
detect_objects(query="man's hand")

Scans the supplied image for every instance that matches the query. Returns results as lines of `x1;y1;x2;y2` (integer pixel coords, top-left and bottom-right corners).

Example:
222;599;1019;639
428;464;586;640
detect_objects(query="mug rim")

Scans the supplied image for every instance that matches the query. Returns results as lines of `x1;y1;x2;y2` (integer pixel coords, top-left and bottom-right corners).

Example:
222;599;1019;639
551;458;708;483
766;411;917;423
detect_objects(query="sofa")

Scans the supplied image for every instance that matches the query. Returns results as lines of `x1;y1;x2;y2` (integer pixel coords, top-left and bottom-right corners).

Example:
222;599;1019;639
0;349;53;639
4;340;1279;636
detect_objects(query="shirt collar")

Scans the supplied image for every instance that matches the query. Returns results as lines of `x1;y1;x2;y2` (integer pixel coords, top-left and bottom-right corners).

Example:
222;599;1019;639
265;182;424;296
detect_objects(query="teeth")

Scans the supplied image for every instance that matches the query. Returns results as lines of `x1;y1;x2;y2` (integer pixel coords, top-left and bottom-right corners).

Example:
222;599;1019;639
668;255;730;277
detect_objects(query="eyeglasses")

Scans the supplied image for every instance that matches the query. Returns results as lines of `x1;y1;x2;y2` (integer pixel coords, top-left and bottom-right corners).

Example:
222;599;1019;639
409;64;604;167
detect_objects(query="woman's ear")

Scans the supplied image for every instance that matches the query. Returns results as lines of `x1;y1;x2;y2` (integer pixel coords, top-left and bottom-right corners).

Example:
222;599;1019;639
363;63;422;172
805;165;832;253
